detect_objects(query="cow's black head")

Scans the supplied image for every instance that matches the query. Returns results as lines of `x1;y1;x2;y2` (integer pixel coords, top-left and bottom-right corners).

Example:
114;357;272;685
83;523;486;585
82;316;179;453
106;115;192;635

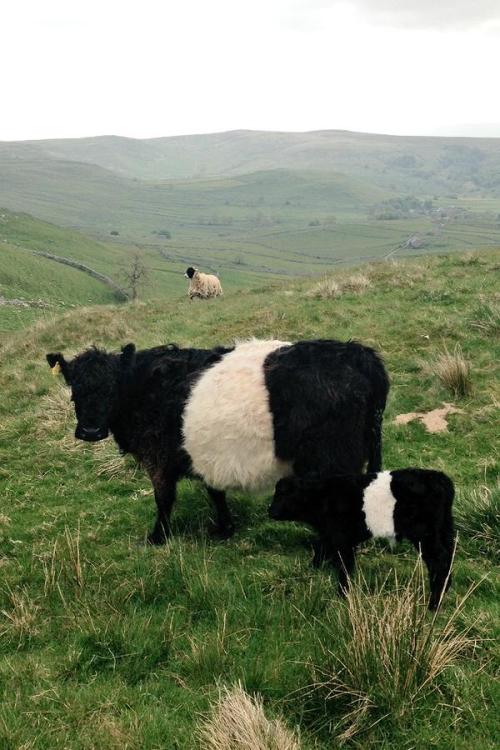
46;343;136;442
184;266;197;279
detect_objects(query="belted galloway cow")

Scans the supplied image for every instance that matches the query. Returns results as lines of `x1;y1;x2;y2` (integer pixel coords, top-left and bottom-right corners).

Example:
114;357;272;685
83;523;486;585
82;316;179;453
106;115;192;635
46;338;389;544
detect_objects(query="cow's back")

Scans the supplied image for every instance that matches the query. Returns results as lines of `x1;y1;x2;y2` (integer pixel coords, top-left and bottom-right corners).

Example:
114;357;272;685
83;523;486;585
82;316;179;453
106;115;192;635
264;339;388;475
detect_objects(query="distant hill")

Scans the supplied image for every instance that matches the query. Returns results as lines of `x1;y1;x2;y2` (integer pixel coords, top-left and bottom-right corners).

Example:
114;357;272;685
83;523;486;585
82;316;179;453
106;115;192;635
1;130;500;282
2;129;500;192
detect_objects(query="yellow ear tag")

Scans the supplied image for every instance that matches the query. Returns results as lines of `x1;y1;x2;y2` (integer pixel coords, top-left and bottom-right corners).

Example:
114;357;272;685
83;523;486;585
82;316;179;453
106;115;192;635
51;362;61;376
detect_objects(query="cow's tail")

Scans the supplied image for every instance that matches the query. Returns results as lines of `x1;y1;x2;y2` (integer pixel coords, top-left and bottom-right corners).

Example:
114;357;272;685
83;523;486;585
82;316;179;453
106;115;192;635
367;405;384;473
365;349;390;474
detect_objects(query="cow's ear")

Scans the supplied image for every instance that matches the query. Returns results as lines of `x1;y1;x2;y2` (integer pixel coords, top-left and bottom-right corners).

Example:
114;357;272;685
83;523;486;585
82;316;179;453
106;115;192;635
46;352;71;383
121;343;136;369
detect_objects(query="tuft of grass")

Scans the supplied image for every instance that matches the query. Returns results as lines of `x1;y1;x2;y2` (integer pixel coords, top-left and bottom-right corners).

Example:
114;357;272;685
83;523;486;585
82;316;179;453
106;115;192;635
306;272;371;299
456;484;499;562
429;344;473;397
341;273;371;293
458;252;485;266
199;683;301;750
469;301;500;337
0;587;40;644
306;277;341;299
302;564;476;743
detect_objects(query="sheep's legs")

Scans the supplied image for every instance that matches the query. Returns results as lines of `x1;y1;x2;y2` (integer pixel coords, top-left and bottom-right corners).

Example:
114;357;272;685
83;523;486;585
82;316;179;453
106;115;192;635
206;486;235;538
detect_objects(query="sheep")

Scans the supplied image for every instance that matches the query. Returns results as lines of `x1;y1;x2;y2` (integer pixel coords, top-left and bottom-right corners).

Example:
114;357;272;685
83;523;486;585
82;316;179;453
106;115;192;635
269;468;455;609
184;266;223;299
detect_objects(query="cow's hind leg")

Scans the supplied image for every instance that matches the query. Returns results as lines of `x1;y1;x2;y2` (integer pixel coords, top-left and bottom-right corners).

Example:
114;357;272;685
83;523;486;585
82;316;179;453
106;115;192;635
147;469;177;545
206;486;235;538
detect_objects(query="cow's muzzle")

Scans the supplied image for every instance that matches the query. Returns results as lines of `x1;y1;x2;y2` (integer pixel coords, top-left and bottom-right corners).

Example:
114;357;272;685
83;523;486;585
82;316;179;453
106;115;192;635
75;424;109;442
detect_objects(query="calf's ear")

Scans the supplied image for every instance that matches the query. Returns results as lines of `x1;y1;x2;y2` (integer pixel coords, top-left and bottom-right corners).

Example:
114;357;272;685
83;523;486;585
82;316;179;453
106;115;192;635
121;343;136;369
46;352;71;383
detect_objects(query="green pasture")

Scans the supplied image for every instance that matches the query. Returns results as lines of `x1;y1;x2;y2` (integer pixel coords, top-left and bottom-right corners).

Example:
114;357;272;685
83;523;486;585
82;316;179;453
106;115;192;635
0;250;498;749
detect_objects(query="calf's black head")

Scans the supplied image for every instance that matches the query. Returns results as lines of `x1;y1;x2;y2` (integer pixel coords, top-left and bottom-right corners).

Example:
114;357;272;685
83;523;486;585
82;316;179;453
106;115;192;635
46;343;136;442
269;477;312;522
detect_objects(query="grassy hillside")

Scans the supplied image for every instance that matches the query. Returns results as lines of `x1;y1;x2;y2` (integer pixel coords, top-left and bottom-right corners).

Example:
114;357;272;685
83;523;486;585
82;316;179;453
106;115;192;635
0;251;498;749
2;130;500;278
0;210;261;335
2;159;500;284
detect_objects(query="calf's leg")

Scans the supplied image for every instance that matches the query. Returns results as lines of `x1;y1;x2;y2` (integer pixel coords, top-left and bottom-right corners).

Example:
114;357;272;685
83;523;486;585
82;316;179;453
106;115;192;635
319;534;356;595
148;469;178;545
333;545;356;596
418;535;453;610
206;486;235;538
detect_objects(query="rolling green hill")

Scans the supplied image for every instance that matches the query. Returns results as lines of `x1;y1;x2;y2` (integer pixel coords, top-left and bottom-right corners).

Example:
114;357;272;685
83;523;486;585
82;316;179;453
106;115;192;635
2;130;500;191
0;210;263;335
2;129;500;303
0;250;498;749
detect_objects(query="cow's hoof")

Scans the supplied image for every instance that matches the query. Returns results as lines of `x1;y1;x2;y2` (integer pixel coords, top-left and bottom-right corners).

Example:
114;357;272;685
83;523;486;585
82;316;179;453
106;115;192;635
214;523;235;540
147;531;168;545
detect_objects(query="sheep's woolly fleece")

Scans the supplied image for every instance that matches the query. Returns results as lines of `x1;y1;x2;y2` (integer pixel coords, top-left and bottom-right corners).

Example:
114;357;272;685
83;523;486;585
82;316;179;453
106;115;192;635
394;403;463;433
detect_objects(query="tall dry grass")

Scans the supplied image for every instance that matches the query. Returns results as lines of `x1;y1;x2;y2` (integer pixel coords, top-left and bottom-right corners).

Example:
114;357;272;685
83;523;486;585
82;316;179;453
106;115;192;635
470;302;500;337
429;344;473;397
303;563;477;742
455;483;499;562
306;278;341;300
341;274;371;293
306;272;371;299
199;683;301;750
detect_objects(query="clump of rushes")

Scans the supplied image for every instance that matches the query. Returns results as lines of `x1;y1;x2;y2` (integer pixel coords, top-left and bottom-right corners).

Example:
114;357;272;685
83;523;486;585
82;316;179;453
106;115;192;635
342;274;371;293
199;683;301;750
455;484;499;562
470;302;500;337
432;344;472;397
306;277;341;299
302;563;477;743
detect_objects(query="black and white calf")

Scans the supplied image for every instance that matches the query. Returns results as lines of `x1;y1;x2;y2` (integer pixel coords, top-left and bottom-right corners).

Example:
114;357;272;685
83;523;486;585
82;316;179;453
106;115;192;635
269;469;454;609
46;338;389;544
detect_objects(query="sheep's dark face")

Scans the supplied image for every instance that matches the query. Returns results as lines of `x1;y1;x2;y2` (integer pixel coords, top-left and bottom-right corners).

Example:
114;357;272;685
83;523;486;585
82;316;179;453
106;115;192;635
46;344;135;442
269;477;309;521
184;266;197;279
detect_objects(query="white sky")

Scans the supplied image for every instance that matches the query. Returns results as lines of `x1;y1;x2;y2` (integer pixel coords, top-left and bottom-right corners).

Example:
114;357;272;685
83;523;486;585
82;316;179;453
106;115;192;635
1;0;499;141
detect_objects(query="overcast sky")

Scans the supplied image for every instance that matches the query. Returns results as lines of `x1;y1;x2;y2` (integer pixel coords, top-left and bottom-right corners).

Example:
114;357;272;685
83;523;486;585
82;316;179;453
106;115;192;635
2;0;499;141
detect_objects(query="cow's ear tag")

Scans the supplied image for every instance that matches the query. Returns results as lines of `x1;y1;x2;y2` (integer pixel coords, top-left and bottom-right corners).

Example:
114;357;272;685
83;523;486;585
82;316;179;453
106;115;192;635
51;362;62;376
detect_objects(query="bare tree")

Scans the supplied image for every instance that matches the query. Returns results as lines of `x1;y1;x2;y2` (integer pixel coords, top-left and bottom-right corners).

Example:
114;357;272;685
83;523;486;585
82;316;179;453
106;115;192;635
121;252;149;301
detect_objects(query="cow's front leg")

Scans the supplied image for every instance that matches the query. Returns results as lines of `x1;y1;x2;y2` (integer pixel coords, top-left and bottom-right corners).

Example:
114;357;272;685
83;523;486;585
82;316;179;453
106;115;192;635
147;469;177;545
206;486;235;538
